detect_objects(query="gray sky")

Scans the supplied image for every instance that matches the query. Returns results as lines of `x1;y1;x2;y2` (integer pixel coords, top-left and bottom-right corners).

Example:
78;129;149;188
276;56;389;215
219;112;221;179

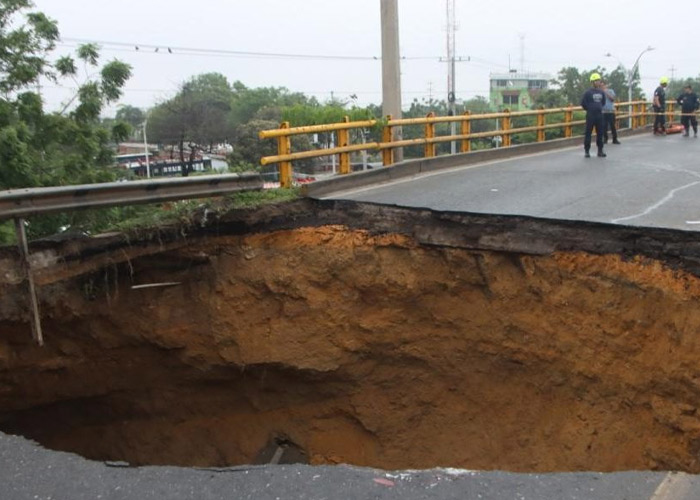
31;0;698;116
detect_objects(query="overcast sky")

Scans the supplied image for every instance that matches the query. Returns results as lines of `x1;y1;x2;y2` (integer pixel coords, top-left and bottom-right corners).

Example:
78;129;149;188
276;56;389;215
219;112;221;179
31;0;699;116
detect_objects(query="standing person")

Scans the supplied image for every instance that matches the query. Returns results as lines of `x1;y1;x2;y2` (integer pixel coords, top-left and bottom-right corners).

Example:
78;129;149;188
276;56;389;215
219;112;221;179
653;76;669;135
601;81;620;144
581;72;607;158
676;84;699;137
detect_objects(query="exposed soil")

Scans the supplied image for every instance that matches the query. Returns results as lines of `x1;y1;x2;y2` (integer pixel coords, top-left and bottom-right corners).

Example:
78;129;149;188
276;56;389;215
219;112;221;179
3;200;700;472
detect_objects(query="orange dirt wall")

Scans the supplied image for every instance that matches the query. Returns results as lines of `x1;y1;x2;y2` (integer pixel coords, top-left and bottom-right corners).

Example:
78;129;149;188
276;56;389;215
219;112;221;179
2;225;700;472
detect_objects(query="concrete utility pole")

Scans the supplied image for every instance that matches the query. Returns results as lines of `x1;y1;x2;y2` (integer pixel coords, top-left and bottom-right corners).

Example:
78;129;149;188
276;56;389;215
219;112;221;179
446;0;457;153
380;0;403;162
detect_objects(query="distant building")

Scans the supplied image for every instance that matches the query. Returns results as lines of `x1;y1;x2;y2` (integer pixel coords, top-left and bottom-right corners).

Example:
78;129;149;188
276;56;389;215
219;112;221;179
489;70;551;111
117;142;158;155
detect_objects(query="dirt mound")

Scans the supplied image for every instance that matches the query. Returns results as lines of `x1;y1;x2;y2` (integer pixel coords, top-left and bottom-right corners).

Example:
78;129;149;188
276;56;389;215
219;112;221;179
2;200;700;472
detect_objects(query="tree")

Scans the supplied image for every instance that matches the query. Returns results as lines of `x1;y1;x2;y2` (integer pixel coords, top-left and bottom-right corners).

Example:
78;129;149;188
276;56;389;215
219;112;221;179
147;72;235;175
546;65;643;108
0;0;132;241
227;119;278;172
667;76;700;102
115;104;145;134
229;81;315;127
0;0;58;95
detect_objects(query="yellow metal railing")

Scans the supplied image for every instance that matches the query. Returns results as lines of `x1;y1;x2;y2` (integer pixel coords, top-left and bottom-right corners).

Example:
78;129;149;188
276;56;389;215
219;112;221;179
259;100;657;188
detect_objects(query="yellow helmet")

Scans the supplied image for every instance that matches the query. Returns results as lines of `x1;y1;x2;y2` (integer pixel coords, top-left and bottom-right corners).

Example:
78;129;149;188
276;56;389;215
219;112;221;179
589;72;602;82
660;76;669;84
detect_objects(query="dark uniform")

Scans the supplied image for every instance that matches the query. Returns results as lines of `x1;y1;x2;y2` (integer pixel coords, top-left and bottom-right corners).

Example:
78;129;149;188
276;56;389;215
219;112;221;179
676;90;699;137
653;85;667;134
581;87;606;156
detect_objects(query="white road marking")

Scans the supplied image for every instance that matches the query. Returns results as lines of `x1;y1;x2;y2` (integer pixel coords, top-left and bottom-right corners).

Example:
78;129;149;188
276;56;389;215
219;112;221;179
650;472;692;500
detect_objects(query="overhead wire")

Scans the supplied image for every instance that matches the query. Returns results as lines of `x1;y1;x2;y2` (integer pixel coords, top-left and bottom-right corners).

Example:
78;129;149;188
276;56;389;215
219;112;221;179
58;37;477;63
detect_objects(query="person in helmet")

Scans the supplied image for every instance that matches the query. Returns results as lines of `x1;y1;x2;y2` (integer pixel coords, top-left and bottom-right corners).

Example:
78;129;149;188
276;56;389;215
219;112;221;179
580;72;607;158
676;84;699;137
653;76;669;135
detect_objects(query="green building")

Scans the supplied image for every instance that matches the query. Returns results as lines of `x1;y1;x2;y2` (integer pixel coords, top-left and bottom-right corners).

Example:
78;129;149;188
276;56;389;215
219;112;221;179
489;71;550;111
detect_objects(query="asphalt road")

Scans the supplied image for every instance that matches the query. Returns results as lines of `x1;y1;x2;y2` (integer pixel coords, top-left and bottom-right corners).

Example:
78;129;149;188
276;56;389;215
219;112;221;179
330;133;700;231
2;431;696;500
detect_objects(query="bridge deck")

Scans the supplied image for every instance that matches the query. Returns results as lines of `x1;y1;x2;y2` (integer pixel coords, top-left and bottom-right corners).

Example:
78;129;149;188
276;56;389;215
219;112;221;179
333;133;700;231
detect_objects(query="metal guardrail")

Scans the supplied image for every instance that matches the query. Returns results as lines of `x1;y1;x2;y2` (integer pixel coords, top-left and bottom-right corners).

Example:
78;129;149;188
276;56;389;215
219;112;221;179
0;173;263;220
2;172;264;346
259;100;692;188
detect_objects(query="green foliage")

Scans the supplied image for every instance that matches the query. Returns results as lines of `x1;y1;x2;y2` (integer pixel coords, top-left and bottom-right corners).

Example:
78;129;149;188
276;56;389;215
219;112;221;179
281;103;373;125
0;0;58;93
102;188;300;236
115;104;144;129
0;220;14;244
534;89;567;108
100;60;131;101
667;76;700;102
76;43;99;65
0;0;132;239
148;72;232;148
230;81;316;126
111;121;131;142
55;55;76;76
230;187;300;208
546;65;643;106
227;118;277;171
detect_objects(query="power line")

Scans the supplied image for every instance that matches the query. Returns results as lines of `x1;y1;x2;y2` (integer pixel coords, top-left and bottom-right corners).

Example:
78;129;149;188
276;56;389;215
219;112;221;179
59;37;473;63
42;83;487;95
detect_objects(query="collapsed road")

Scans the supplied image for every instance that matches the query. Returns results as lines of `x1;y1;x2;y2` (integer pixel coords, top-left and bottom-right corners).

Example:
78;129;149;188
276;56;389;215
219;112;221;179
2;198;700;496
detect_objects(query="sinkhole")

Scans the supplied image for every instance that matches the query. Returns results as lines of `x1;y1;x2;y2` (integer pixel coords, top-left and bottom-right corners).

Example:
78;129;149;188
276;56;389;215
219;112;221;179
2;200;700;472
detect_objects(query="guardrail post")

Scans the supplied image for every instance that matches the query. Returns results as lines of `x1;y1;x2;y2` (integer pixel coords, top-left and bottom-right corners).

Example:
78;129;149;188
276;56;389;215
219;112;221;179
14;218;43;346
382;115;394;166
501;109;512;147
564;105;573;138
637;102;644;129
631;103;638;129
667;102;675;125
639;102;650;126
424;112;436;158
277;121;293;188
460;111;471;153
338;116;351;175
536;106;545;142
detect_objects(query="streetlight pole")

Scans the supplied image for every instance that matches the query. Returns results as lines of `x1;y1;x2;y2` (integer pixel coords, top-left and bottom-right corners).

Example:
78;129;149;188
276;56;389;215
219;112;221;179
606;46;654;129
142;118;151;179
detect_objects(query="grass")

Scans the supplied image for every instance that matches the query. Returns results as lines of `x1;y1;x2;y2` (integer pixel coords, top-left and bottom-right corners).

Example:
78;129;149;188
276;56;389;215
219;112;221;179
0;187;302;246
109;187;301;234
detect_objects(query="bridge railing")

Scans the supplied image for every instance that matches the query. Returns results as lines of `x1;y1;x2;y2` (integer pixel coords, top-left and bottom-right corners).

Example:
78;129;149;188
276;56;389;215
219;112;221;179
259;100;653;188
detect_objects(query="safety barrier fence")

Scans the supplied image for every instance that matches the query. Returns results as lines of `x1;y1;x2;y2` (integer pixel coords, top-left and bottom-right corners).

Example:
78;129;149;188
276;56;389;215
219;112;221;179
259;100;695;188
